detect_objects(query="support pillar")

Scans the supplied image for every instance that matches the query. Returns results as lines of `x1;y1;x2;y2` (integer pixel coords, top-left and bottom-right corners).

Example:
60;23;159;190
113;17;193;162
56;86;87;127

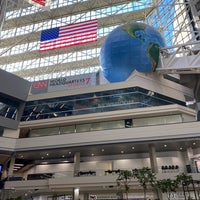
8;155;15;177
73;188;80;200
149;144;158;173
186;147;196;173
196;102;200;121
74;152;80;176
149;144;162;199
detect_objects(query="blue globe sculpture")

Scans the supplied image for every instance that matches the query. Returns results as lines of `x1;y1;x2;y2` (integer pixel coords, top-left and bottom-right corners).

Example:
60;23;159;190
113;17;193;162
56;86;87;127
100;22;165;82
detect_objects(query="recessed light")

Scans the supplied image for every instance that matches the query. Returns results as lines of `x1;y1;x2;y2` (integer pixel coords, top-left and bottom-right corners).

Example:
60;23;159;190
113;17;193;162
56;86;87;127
193;142;196;145
164;144;167;147
180;147;183;150
132;146;135;150
46;153;49;156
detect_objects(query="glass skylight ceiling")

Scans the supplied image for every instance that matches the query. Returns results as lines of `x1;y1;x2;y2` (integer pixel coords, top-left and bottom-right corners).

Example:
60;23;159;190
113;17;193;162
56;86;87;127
0;0;197;81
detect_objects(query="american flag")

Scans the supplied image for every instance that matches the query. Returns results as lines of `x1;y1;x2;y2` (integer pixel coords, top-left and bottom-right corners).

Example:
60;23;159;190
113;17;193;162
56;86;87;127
40;19;98;52
25;0;51;9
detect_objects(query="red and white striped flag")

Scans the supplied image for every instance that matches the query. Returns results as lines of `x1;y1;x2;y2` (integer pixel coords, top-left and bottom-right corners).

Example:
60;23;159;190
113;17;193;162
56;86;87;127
40;19;98;52
25;0;51;9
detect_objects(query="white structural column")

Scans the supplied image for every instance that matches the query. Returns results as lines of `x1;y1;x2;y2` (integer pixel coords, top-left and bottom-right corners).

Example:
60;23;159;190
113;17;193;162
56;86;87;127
148;144;164;200
73;188;80;200
74;152;80;176
7;154;15;177
149;144;158;173
186;147;197;173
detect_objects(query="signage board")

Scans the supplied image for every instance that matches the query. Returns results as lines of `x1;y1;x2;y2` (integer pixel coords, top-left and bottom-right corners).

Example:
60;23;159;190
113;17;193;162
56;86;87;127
30;73;96;94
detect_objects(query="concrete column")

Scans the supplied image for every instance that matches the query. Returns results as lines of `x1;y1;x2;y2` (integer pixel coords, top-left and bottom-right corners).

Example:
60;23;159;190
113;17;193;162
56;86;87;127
74;152;80;176
8;155;15;177
73;188;80;200
149;144;158;173
195;102;200;121
186;147;197;173
186;147;193;161
148;144;161;199
16;102;26;121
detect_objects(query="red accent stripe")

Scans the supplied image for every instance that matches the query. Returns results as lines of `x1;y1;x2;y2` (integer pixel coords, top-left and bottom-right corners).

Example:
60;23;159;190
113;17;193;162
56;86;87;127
59;30;97;40
60;20;98;31
40;34;97;50
32;0;45;6
40;31;97;47
61;19;98;29
59;25;98;38
40;40;97;52
40;36;97;52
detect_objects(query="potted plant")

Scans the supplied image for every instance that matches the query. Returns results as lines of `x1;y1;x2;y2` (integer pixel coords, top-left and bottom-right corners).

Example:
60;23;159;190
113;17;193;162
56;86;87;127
132;167;157;200
156;173;193;200
117;170;133;200
156;178;179;200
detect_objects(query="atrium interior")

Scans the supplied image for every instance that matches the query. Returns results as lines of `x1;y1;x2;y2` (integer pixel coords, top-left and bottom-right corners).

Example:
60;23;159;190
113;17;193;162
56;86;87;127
0;0;200;200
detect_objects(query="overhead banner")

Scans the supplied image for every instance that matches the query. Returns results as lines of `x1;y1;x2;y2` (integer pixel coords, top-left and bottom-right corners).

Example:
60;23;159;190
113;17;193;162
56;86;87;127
30;73;97;94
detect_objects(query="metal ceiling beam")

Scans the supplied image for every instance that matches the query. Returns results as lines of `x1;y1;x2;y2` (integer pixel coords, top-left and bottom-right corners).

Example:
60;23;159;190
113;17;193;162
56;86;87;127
0;36;105;64
0;7;153;48
0;8;153;64
3;0;145;29
14;57;99;77
0;0;156;80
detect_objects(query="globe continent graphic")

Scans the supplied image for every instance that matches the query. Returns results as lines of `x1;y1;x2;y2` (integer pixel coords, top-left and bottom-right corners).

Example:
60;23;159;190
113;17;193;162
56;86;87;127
99;22;165;82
